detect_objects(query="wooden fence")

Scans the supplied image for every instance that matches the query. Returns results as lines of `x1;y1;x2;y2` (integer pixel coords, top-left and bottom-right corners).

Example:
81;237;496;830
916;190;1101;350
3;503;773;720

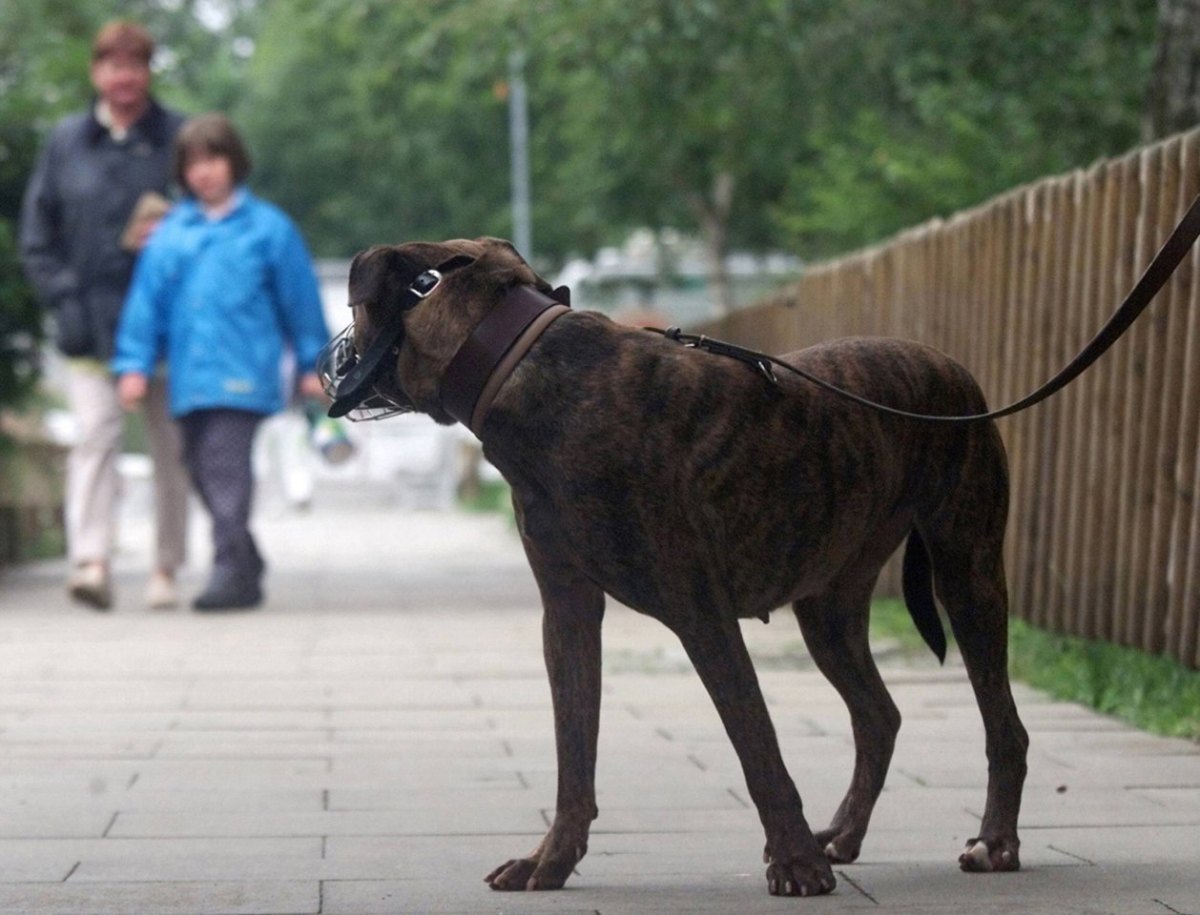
698;129;1200;669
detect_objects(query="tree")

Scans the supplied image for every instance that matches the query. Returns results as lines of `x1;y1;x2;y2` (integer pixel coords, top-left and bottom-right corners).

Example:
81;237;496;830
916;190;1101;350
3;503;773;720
773;0;1157;257
0;0;92;424
1144;0;1200;139
7;0;1163;338
236;0;816;310
520;0;813;313
237;0;515;258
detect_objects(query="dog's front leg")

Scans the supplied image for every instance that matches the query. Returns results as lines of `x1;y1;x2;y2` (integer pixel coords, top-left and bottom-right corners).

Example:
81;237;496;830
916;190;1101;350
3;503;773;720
676;618;837;897
486;539;604;892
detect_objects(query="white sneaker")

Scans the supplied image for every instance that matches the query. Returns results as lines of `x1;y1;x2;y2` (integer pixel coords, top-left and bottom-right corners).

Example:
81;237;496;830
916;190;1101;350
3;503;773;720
67;562;112;610
145;571;179;610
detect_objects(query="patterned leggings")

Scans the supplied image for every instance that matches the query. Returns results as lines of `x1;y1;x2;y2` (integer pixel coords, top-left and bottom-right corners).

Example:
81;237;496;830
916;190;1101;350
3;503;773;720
179;409;264;580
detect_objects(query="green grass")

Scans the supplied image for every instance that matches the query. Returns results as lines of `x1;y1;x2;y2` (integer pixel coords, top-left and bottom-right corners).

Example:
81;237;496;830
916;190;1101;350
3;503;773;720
1006;617;1200;741
871;598;1200;742
870;597;939;652
459;479;515;518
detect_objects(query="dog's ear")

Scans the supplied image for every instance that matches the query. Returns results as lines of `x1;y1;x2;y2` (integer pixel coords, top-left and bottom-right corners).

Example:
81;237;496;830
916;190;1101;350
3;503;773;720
474;237;524;261
348;246;413;312
471;237;554;293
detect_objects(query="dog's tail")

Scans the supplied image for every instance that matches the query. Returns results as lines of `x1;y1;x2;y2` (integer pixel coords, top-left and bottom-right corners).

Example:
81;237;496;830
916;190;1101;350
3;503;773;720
902;529;947;664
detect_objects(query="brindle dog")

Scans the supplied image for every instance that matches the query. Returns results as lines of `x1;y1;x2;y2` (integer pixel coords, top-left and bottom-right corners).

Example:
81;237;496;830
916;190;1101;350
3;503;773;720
341;237;1029;898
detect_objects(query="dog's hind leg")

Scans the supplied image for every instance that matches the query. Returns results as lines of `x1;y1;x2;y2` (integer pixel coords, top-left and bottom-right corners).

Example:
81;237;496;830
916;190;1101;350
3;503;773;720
674;617;837;897
926;528;1028;873
485;536;605;892
793;574;900;864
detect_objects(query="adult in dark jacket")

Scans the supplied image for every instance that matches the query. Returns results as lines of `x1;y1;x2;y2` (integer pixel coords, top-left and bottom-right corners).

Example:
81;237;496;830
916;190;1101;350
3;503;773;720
19;21;190;611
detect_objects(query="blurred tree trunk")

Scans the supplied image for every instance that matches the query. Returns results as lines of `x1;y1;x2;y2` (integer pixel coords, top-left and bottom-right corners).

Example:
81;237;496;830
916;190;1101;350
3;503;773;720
686;172;736;317
1144;0;1200;140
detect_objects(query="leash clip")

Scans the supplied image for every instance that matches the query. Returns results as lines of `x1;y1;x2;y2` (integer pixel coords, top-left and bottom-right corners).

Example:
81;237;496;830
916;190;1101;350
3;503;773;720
659;326;779;385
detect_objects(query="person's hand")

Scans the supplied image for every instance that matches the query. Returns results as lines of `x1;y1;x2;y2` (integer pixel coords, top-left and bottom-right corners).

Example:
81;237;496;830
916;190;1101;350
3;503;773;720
127;216;161;251
298;371;326;401
117;372;149;411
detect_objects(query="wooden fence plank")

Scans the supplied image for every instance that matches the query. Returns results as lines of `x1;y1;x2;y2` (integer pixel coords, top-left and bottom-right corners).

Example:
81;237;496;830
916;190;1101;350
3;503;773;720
1061;164;1104;638
1131;138;1182;653
1025;177;1074;627
1097;151;1142;642
1170;133;1200;669
1007;185;1044;624
1043;172;1080;631
1114;146;1161;648
1076;159;1125;638
1158;134;1200;662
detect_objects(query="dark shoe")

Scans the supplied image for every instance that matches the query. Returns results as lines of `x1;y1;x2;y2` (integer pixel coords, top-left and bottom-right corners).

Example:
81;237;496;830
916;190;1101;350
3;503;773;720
192;570;262;611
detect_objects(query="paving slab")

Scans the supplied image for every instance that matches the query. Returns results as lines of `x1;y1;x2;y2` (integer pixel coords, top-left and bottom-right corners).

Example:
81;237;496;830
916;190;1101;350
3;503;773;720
0;478;1197;914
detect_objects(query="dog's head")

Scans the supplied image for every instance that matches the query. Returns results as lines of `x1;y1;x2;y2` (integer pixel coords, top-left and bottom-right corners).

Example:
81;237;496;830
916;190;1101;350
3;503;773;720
321;237;555;424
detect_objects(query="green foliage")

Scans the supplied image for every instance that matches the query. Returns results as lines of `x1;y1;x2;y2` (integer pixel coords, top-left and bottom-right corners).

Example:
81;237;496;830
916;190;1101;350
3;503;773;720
459;479;513;516
775;0;1157;256
0;1;1166;301
237;0;514;257
0;0;1169;418
871;598;1200;742
524;0;809;255
229;0;1159;272
0;222;40;423
869;596;947;653
1008;617;1200;741
0;0;67;428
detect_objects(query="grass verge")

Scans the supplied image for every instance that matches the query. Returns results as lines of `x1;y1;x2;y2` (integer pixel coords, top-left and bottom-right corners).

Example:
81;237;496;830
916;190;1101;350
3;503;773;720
871;597;1200;742
459;479;515;521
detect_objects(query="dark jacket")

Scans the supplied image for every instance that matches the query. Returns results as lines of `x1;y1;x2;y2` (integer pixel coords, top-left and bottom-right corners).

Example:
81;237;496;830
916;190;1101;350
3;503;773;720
19;98;185;361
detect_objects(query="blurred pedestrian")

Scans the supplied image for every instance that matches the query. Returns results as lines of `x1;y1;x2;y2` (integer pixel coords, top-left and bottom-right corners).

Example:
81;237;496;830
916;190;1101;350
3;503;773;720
113;113;330;611
19;20;190;611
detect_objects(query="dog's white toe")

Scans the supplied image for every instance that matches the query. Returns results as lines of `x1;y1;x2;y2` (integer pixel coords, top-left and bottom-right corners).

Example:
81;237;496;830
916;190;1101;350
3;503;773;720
965;840;993;871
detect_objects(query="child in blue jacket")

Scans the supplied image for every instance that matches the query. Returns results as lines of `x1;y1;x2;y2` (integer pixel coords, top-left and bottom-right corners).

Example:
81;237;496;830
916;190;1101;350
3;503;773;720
114;113;330;610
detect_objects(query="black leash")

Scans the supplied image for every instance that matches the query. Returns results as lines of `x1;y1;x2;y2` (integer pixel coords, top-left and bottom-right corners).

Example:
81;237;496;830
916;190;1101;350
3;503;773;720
653;189;1200;423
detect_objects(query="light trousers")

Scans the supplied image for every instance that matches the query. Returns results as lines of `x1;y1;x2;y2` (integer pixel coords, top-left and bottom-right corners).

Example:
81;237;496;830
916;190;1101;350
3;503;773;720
63;363;189;571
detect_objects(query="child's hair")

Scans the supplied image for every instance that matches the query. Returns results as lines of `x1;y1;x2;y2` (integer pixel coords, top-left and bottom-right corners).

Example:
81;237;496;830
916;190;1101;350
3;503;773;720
173;113;253;188
92;21;155;65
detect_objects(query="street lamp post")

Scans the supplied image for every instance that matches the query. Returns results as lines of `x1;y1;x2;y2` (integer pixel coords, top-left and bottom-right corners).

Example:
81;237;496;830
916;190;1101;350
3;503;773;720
508;50;532;261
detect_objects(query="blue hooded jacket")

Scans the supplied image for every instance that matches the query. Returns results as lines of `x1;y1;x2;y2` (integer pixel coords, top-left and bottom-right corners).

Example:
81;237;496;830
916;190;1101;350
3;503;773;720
113;189;330;417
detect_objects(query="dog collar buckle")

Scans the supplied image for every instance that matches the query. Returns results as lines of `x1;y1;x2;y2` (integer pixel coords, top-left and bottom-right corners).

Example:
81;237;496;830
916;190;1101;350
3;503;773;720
409;269;443;298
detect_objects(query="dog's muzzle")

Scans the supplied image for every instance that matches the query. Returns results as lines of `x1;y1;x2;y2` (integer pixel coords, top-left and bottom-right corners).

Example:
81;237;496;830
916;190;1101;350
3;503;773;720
319;261;464;421
317;320;414;421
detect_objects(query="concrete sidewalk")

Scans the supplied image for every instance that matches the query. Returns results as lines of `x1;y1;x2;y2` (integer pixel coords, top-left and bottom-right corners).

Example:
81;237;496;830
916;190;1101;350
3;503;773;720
0;481;1197;915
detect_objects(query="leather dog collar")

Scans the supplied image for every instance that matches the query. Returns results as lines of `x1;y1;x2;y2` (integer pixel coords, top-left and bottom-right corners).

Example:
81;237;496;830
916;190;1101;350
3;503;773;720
441;284;570;437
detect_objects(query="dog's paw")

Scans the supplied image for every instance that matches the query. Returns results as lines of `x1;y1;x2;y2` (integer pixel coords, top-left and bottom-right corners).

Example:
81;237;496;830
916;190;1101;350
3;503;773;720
959;836;1020;873
485;857;544;891
814;826;862;864
485;845;583;891
764;856;837;897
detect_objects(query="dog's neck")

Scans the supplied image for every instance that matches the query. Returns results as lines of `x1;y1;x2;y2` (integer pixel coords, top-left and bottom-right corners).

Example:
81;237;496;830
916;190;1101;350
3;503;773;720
440;284;570;437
